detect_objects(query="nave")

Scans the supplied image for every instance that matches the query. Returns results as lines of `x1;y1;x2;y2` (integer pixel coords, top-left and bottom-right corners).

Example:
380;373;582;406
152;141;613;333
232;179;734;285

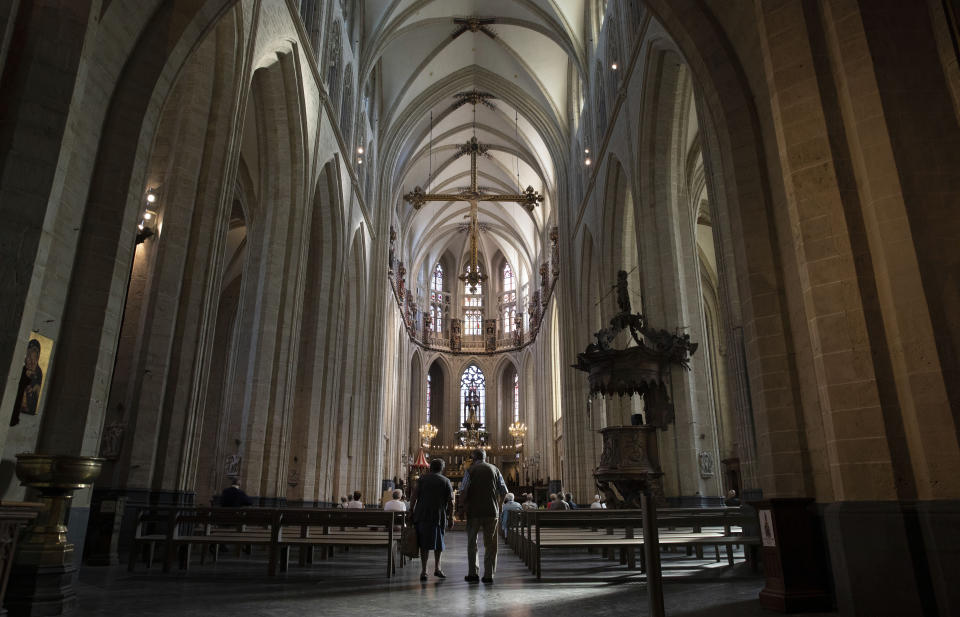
73;531;829;617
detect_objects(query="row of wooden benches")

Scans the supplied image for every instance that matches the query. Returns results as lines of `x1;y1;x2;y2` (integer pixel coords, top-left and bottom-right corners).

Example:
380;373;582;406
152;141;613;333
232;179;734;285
128;507;406;577
504;507;761;578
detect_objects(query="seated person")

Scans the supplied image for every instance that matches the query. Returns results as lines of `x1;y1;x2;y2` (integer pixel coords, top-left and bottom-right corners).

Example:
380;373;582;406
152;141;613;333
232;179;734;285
500;492;522;536
384;489;407;511
347;490;364;508
547;493;570;510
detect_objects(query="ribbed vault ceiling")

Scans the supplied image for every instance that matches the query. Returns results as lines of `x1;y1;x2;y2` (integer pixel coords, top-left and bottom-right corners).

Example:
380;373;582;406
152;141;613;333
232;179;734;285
362;0;586;282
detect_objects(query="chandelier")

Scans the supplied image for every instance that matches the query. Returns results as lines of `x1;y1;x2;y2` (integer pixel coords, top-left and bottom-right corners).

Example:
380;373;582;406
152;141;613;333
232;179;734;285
508;422;527;447
419;423;438;448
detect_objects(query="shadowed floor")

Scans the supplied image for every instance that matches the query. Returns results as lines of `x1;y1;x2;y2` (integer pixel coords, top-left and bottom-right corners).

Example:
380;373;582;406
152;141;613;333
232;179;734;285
73;531;839;616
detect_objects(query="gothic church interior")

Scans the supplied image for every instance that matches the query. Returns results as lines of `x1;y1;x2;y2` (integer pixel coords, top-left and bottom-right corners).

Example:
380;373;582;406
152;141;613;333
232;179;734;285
1;1;959;615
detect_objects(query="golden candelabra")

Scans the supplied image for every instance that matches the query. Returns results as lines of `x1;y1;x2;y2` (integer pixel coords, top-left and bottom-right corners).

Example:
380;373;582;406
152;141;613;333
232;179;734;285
419;423;438;448
508;421;527;447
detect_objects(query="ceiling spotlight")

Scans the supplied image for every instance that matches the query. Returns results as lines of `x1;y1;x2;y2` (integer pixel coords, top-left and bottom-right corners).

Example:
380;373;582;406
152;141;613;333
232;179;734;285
585;158;592;166
357;146;364;154
611;62;618;70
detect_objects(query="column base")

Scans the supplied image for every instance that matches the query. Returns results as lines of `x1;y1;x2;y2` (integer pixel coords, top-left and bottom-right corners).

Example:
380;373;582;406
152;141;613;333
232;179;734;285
4;563;77;617
824;500;958;617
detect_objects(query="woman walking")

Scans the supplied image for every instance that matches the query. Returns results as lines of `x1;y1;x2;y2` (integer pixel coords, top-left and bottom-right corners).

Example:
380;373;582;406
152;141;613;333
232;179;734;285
411;458;454;581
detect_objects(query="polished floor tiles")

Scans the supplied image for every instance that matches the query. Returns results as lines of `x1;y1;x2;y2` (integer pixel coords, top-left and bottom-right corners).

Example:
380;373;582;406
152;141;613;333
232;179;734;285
74;531;839;616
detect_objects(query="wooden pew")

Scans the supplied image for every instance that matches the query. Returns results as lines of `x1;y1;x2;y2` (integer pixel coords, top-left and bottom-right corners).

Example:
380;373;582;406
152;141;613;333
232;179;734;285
506;508;759;579
127;507;178;572
274;509;402;578
128;506;403;579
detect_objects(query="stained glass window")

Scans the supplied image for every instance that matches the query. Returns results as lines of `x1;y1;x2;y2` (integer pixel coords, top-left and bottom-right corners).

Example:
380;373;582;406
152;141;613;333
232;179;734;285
465;310;482;336
513;372;520;422
426;373;432;424
502;263;517;333
460;364;485;425
431;264;443;332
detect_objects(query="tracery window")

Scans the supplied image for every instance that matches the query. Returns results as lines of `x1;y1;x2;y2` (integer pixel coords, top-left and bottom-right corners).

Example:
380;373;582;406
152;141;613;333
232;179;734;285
430;263;444;333
501;263;517;333
463;264;483;335
460;364;486;425
426;373;432;424
464;310;482;336
513;372;520;423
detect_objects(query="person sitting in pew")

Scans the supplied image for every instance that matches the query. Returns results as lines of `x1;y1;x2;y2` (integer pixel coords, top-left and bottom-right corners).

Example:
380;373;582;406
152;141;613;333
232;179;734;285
347;491;364;509
590;495;606;509
521;494;538;510
220;480;253;507
384;489;406;512
500;493;522;536
547;493;569;510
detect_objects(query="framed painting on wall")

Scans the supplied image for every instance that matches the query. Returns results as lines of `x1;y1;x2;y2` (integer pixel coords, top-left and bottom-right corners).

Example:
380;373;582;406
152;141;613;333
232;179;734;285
10;332;53;426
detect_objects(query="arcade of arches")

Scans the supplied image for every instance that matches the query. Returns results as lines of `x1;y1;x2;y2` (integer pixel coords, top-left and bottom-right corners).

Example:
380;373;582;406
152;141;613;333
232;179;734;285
1;1;959;615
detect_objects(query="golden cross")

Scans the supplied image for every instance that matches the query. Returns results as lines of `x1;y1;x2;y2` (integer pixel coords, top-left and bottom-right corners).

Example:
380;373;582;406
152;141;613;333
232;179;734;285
403;136;544;212
403;136;543;292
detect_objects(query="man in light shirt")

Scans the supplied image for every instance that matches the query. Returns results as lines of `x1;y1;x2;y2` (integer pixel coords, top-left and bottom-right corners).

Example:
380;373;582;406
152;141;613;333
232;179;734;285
590;494;606;509
346;490;364;508
500;493;522;536
384;489;406;511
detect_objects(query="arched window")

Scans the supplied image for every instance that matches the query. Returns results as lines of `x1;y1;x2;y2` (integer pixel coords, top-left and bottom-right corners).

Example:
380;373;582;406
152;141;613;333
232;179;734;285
426;373;432;424
340;65;354;145
431;263;444;333
501;263;517;333
460;364;486;425
324;21;342;104
463;263;483;336
432;264;443;291
513;372;520;423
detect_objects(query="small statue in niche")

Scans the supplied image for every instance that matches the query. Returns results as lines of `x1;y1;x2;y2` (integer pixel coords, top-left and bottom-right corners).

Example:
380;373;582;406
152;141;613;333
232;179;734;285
397;262;406;299
550;226;560;276
224;453;242;477
100;422;125;459
388;226;397;272
698;450;714;478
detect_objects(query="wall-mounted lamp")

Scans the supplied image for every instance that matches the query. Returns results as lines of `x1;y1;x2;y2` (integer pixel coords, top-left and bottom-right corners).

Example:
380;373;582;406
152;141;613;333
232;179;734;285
611;62;618;70
584;148;590;154
357;146;364;154
585;157;592;166
137;188;159;244
357;157;363;165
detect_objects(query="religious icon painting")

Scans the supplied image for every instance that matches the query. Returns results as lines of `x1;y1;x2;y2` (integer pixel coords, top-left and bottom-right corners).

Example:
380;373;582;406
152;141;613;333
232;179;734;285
10;333;53;426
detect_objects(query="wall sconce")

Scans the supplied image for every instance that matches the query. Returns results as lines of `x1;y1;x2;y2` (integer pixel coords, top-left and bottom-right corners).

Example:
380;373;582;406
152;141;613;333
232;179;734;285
611;62;618;70
136;188;159;244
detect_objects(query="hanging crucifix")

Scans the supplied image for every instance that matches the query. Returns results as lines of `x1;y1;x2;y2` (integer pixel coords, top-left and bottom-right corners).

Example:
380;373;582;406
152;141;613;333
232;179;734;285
403;93;544;292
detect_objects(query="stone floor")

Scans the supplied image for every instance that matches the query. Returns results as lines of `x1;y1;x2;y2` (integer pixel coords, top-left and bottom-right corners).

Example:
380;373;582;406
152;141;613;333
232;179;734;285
74;531;839;616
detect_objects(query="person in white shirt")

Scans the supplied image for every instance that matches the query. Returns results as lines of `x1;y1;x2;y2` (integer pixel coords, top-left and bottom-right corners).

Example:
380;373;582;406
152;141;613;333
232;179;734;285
346;490;364;509
521;494;538;510
590;494;606;509
384;489;406;511
500;493;522;536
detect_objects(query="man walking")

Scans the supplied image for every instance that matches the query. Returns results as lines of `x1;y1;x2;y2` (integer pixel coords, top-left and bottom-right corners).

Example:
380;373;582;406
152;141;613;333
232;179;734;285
460;449;507;584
